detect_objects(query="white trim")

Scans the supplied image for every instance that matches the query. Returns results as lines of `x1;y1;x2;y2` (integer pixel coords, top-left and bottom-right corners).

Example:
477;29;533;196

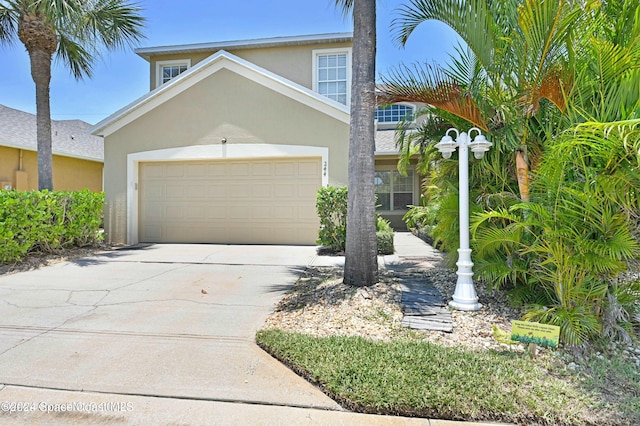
126;143;329;244
155;59;191;89
312;47;352;107
92;50;349;137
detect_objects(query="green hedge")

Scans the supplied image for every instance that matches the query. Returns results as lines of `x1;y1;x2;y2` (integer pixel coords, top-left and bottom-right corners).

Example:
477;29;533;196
316;186;394;255
0;190;104;262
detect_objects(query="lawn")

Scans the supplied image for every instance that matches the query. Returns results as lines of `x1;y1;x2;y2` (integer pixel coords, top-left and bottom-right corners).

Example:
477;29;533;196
256;329;640;425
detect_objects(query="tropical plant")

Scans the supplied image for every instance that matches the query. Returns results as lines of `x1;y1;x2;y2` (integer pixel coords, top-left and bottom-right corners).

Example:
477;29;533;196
316;185;395;255
335;0;379;286
0;0;145;190
386;0;640;345
472;120;640;345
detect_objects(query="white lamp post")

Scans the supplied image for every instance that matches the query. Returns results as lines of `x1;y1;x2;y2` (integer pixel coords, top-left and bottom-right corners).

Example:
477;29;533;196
435;127;492;311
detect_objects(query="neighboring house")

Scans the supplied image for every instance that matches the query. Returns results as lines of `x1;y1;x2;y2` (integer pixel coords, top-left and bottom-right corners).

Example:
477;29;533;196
0;104;103;192
92;32;420;245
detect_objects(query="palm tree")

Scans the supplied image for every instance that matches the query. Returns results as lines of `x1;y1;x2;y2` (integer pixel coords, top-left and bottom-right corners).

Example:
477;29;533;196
334;0;378;286
381;0;582;202
0;0;144;190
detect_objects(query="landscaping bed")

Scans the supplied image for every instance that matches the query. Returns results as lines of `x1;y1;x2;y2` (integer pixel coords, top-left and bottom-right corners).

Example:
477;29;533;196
258;263;640;425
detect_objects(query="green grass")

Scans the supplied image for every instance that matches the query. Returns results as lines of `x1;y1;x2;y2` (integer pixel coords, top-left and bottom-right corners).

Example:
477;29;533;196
256;329;639;425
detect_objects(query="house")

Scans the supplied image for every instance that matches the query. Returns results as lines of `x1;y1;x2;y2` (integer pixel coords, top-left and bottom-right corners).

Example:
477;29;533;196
0;104;103;192
92;32;420;245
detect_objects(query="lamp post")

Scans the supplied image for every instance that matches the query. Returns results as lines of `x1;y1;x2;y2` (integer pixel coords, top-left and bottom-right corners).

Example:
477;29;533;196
435;127;492;311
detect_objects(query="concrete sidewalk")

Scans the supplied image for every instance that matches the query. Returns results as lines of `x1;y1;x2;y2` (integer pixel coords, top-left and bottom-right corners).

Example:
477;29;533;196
309;231;443;268
0;385;507;425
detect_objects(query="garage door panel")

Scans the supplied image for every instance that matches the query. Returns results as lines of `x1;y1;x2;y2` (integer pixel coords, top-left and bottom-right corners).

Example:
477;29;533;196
299;160;321;176
165;206;183;219
143;183;165;198
206;164;227;176
252;162;273;175
186;164;207;177
139;157;321;244
230;163;251;176
252;183;272;197
229;184;252;197
165;184;186;198
166;164;185;177
274;183;296;197
142;164;165;179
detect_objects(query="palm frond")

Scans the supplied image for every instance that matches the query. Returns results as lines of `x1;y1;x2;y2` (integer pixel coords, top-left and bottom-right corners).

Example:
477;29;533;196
80;0;145;51
514;0;580;115
332;0;353;18
0;2;18;44
380;63;488;130
392;0;496;69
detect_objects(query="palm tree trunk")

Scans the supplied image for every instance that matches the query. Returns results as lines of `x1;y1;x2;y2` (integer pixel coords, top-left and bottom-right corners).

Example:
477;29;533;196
344;0;378;286
516;150;530;202
29;48;54;191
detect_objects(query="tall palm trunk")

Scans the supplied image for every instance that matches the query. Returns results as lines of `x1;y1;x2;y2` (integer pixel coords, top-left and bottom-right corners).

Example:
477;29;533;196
18;13;57;191
344;0;378;286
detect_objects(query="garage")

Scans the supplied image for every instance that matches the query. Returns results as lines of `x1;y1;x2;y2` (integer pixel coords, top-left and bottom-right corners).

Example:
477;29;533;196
138;157;322;245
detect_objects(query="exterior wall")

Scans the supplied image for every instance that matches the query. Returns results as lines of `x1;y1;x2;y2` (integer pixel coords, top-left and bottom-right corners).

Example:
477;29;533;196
0;146;103;191
105;68;349;244
148;41;352;91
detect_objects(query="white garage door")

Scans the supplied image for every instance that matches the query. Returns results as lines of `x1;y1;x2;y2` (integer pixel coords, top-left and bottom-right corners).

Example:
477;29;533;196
139;157;321;245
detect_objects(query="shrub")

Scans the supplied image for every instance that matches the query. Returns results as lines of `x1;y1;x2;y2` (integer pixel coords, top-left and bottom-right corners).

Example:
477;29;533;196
316;186;347;252
0;190;104;262
316;186;394;254
376;216;394;255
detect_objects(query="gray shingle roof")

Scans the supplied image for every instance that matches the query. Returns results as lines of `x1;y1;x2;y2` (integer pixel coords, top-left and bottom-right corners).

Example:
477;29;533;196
0;104;103;162
375;130;399;154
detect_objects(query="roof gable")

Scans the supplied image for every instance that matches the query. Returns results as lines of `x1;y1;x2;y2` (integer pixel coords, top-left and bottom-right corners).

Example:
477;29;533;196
92;50;350;137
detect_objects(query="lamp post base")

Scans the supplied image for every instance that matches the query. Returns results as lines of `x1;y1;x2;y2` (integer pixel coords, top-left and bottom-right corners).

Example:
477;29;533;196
449;299;482;311
449;248;482;311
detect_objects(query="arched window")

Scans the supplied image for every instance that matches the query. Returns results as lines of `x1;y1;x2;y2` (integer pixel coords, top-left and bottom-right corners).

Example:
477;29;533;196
375;104;415;123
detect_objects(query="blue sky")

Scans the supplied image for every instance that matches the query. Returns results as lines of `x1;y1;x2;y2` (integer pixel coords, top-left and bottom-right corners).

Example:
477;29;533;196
0;0;459;125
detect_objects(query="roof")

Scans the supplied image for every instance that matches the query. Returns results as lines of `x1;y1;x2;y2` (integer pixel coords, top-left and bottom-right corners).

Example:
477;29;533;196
135;32;354;61
0;105;103;162
92;50;350;137
375;130;399;154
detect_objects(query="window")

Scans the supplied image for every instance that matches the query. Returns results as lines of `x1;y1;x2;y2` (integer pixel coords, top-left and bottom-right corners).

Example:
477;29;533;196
156;59;191;88
375;104;415;123
374;169;414;211
313;48;351;106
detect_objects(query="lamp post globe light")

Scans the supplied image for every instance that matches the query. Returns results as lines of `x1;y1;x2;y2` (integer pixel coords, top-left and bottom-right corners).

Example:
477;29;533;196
435;127;492;311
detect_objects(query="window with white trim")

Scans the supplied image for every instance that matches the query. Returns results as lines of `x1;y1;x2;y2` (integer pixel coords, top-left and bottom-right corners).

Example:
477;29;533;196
375;104;415;123
374;169;414;211
313;48;351;106
156;59;191;87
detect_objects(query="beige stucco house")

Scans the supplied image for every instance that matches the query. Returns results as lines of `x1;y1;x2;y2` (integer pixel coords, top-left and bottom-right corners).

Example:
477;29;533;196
0;104;103;192
92;32;420;245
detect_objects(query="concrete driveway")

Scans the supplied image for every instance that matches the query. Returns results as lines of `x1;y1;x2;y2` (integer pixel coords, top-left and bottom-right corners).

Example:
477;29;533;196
0;244;344;418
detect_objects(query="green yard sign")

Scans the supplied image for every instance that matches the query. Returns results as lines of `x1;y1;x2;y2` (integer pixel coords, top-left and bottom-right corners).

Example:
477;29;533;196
511;320;560;348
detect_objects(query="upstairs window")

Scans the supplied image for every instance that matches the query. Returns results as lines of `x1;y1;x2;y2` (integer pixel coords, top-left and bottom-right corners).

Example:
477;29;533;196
156;59;191;88
375;104;415;123
313;48;351;106
374;169;414;211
